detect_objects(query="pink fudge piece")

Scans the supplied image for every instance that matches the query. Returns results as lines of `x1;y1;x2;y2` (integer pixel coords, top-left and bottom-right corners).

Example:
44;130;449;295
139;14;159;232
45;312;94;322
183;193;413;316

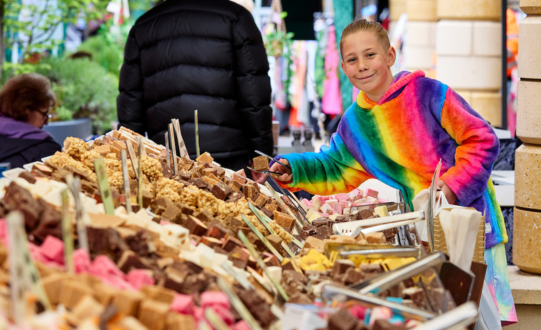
127;269;154;290
193;306;203;321
160;220;171;226
335;193;350;202
353;200;369;206
333;203;343;215
320;213;329;217
88;255;126;280
0;220;7;244
366;196;379;203
301;199;312;208
349;305;367;320
40;236;64;263
369;307;392;326
326;199;338;207
201;291;230;310
365;189;379;198
170;294;194;315
29;242;50;264
343;201;352;208
348;189;363;201
232;321;252;330
378;198;389;203
73;249;91;273
320;203;333;215
211;305;235;326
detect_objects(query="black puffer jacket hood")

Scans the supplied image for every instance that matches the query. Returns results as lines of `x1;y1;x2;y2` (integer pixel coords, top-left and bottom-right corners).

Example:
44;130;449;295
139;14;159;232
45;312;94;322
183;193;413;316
117;0;273;160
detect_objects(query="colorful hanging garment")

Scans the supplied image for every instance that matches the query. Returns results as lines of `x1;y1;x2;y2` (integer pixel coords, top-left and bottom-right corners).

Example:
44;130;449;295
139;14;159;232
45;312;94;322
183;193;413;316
322;25;342;115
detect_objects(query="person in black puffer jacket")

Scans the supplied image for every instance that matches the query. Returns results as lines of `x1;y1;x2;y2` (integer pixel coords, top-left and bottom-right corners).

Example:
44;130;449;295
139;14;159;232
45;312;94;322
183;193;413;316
117;0;273;173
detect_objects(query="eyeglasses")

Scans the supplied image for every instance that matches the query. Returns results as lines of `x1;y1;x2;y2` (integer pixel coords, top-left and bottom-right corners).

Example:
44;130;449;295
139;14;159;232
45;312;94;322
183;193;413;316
35;107;52;125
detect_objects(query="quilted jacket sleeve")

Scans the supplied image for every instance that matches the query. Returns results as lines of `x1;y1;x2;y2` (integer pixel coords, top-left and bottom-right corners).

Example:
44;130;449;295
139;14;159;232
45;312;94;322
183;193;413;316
232;9;273;157
117;28;146;135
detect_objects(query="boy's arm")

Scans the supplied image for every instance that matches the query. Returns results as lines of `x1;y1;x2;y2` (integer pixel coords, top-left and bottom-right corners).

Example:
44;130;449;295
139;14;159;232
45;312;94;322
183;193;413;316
276;132;373;195
439;88;500;206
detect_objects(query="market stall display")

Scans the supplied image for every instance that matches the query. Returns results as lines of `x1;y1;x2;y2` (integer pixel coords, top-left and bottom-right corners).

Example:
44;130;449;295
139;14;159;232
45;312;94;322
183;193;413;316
0;125;482;329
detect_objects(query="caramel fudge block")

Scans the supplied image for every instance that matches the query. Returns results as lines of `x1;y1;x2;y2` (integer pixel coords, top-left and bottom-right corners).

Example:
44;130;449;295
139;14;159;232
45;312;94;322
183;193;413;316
211;181;233;200
243;185;258;201
166;313;196;330
365;232;386;244
253;193;268;209
273;210;296;232
196;152;213;164
138;300;170;330
60;280;93;309
113;289;145;316
185;216;208;236
229;180;242;191
93;283;119;306
70;295;104;326
253;155;269;171
266;234;283;251
43;273;68;305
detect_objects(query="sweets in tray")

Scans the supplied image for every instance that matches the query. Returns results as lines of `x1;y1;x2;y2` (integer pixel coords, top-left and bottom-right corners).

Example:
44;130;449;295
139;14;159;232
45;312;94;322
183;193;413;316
0;127;476;329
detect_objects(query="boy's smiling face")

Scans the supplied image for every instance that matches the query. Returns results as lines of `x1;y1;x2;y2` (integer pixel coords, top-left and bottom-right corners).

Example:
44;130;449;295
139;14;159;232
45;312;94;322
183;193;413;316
341;30;396;102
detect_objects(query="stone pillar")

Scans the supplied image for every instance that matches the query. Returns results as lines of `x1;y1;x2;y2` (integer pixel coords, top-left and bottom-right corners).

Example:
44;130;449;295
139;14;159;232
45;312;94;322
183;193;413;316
514;1;541;274
435;0;502;127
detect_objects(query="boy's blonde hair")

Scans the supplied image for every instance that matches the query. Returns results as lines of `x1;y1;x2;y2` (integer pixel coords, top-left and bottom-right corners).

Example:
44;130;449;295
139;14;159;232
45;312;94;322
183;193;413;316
339;19;390;57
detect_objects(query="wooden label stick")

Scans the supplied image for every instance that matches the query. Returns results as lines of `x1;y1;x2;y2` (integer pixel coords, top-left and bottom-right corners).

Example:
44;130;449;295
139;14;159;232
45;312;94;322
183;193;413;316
121;150;132;214
137;137;144;208
248;203;295;258
238;231;289;302
173;119;189;159
66;175;89;253
126;141;139;180
217;278;263;330
61;189;75;274
195;110;200;158
164;131;171;169
241;214;284;263
168;124;178;175
7;211;27;325
94;157;115;215
8;211;52;316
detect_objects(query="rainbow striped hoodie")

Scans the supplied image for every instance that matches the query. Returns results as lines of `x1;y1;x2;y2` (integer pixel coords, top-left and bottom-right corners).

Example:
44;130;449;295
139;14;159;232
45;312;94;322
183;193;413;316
281;71;507;248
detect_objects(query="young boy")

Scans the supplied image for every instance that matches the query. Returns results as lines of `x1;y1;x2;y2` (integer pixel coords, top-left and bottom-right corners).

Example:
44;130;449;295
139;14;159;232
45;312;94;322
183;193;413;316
270;19;516;324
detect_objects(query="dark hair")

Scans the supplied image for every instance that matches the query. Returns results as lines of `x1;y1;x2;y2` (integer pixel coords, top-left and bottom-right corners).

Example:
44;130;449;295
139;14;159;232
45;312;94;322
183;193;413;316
0;73;56;122
340;19;390;58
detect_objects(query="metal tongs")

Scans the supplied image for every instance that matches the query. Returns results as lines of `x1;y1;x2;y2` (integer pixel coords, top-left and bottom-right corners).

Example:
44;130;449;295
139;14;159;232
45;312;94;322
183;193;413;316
332;210;425;235
413;301;478;330
321;283;437;321
340;247;420;259
350;252;446;294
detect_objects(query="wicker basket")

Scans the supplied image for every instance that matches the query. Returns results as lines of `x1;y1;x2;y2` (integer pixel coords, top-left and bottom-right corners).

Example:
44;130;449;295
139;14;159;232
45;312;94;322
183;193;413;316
432;207;486;264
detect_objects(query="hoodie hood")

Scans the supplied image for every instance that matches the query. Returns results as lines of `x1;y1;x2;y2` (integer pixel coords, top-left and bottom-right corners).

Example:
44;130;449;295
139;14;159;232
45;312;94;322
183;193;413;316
356;70;426;109
0;114;53;140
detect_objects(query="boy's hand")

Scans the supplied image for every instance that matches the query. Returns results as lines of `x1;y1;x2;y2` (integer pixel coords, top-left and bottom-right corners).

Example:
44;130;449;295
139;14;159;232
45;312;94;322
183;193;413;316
269;159;293;183
437;180;457;205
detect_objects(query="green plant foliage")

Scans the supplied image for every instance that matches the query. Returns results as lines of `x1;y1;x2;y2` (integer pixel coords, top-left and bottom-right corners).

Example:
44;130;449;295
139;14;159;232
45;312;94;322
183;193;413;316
3;0;110;63
1;62;51;83
34;57;119;135
77;33;123;76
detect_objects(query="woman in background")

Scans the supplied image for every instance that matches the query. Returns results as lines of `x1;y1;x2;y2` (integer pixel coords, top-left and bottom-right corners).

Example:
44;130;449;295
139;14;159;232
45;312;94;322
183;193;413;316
0;73;60;168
